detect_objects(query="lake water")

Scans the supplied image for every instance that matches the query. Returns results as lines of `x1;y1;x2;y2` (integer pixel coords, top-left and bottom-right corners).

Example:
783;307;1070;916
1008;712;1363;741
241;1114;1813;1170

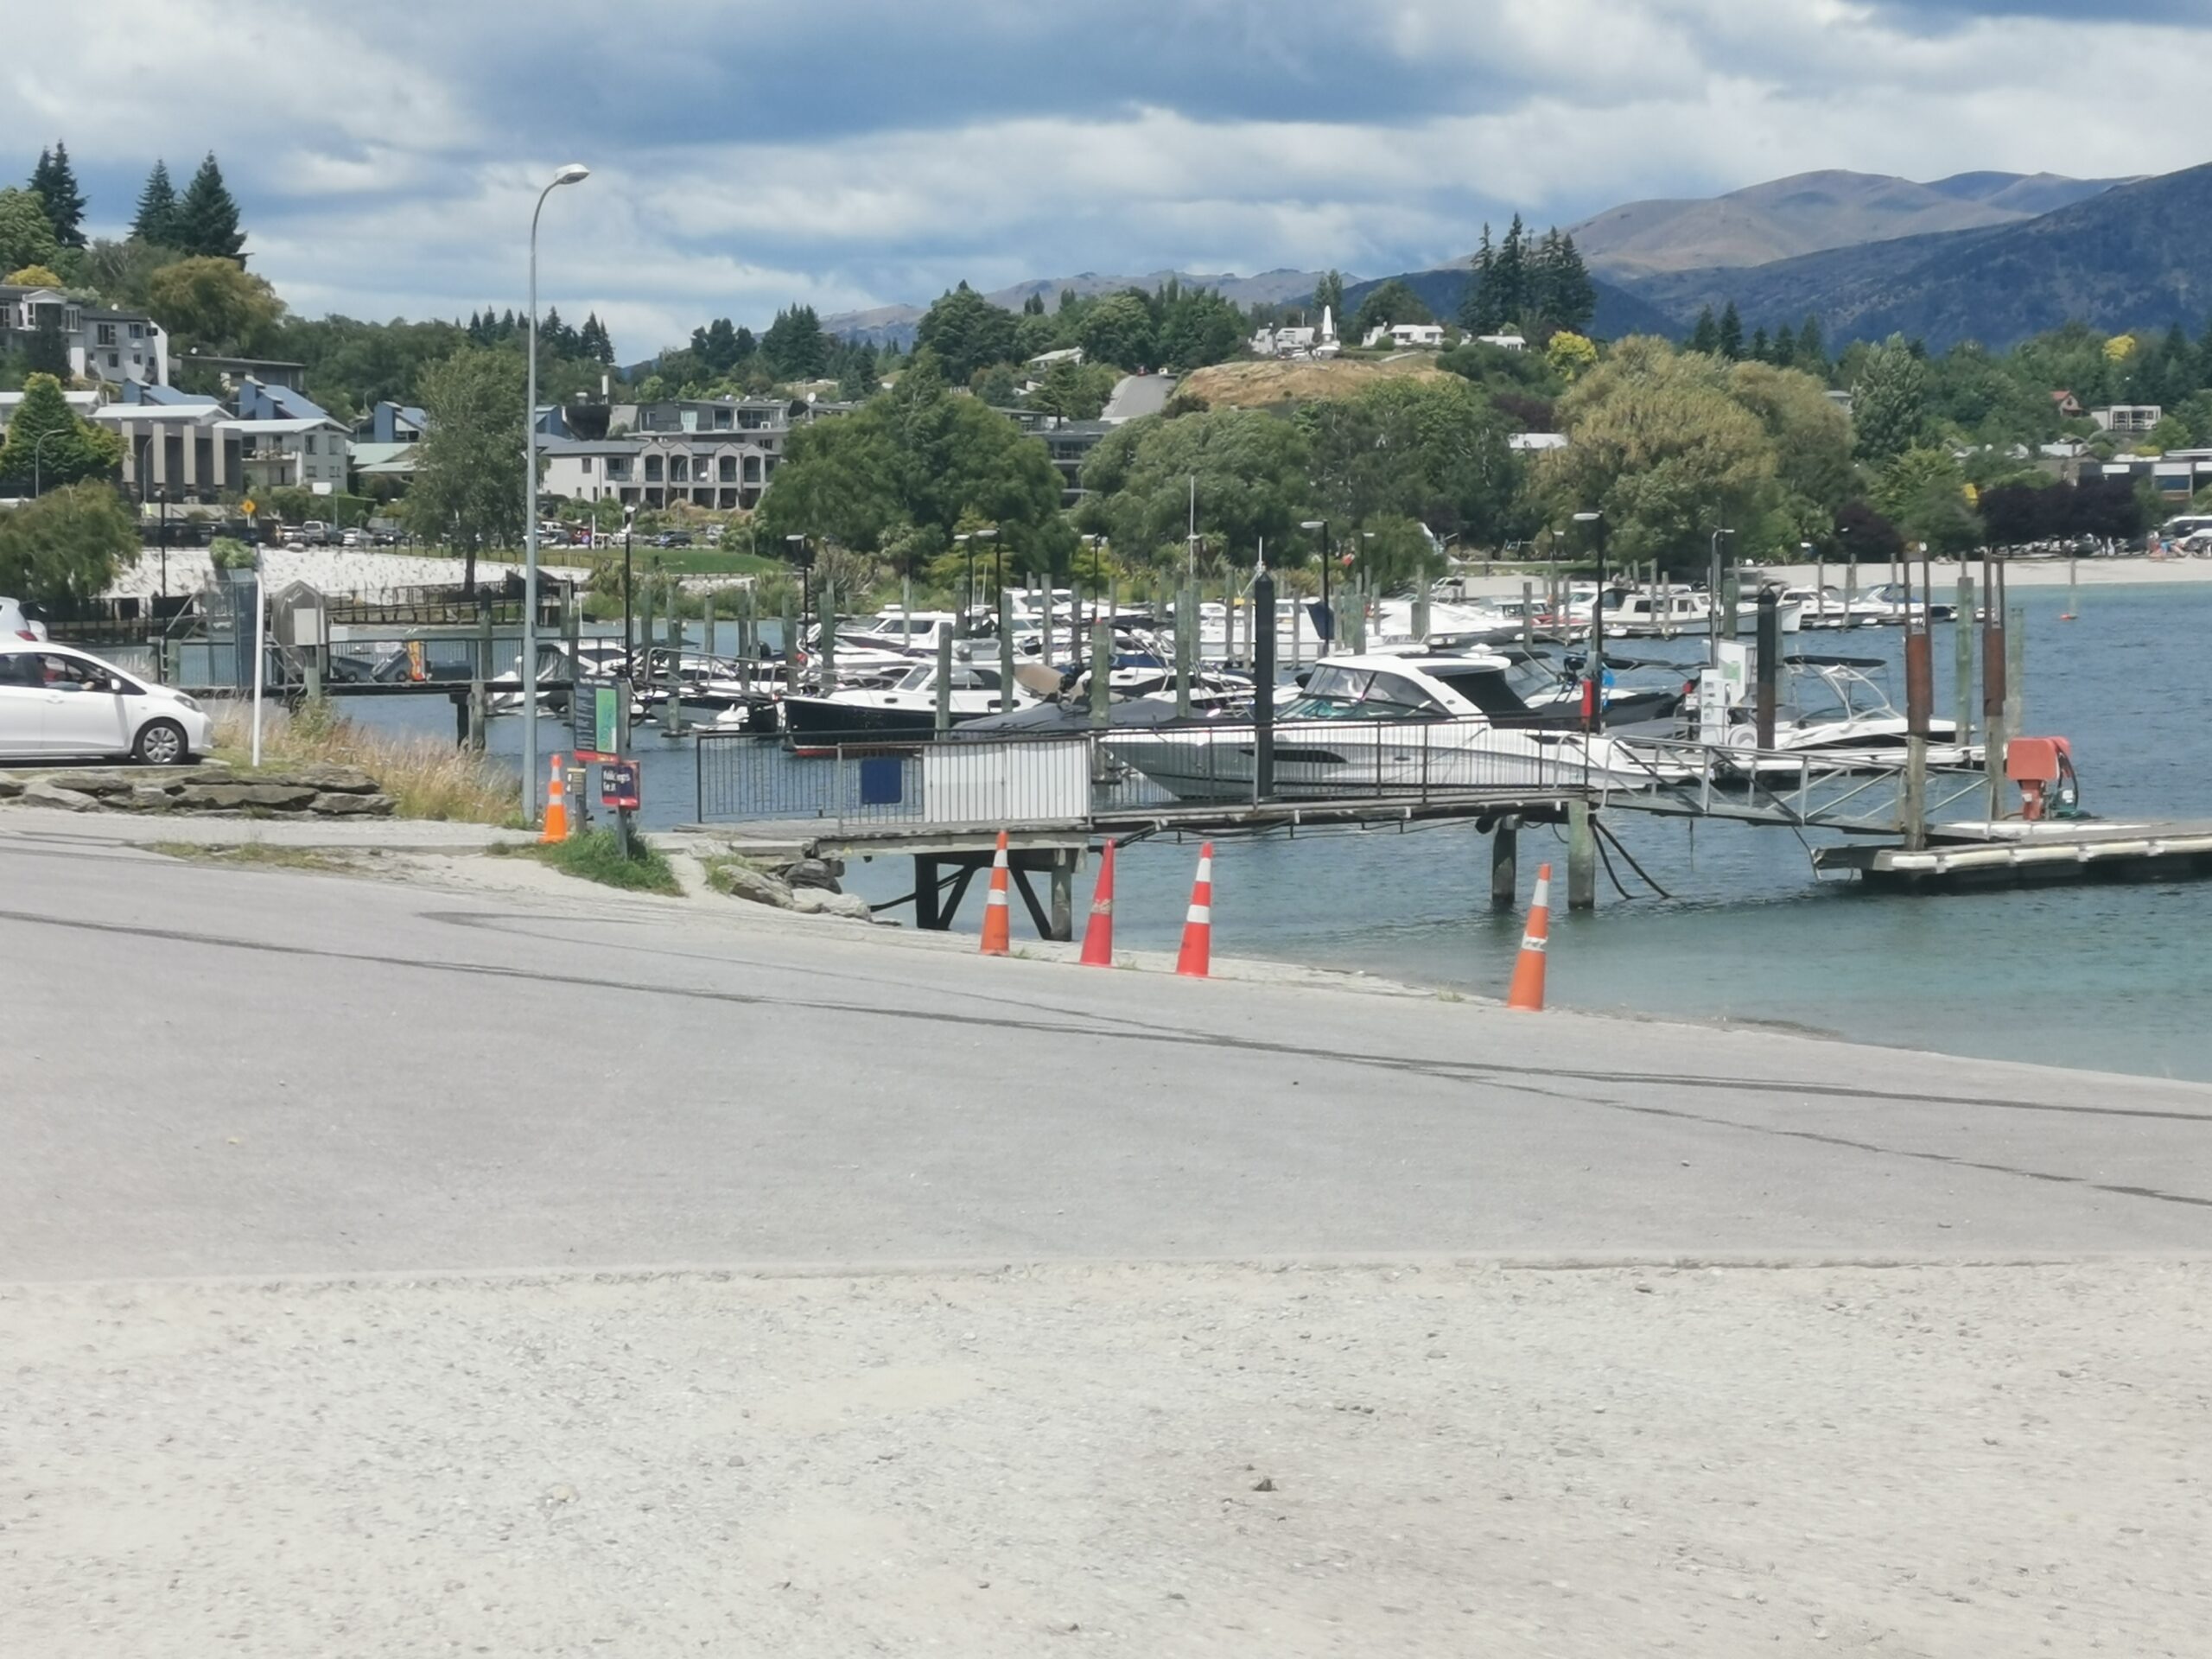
348;583;2212;1083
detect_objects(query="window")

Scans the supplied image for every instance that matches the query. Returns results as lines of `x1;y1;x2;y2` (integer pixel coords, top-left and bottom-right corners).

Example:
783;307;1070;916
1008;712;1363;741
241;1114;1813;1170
129;322;144;339
107;353;119;368
645;457;663;481
304;435;317;454
96;323;117;346
579;457;593;473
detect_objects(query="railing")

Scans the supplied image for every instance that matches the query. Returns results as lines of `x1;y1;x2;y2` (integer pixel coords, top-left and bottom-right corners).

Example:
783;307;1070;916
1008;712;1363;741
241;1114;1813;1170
1596;732;1988;832
697;733;929;830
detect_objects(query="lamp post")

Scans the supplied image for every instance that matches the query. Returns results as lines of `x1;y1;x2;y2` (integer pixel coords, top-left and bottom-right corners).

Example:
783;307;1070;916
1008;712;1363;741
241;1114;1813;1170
1573;509;1606;732
1300;518;1332;656
785;533;810;645
621;504;638;669
31;429;61;498
521;159;590;824
954;532;972;634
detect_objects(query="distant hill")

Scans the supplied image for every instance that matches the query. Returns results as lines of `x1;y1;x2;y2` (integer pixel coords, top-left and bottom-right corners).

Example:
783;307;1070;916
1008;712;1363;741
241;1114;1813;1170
1616;161;2212;351
1570;169;2126;278
1339;267;1679;341
822;267;1342;349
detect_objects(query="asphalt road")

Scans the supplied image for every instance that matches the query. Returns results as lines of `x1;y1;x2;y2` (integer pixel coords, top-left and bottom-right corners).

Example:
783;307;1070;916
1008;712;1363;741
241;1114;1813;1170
4;828;2208;1282
8;827;2212;1656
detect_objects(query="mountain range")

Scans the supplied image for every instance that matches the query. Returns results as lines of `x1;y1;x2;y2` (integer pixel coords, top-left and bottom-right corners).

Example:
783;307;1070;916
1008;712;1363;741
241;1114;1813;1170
819;160;2212;361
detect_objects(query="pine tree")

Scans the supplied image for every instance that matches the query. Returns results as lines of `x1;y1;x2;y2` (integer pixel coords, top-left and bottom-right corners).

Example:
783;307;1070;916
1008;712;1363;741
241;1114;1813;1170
1458;224;1497;333
175;153;245;261
1313;269;1346;322
1717;301;1745;360
1491;213;1529;330
1530;227;1595;335
1770;321;1798;367
28;143;86;250
1688;307;1721;355
1749;325;1770;363
131;160;179;245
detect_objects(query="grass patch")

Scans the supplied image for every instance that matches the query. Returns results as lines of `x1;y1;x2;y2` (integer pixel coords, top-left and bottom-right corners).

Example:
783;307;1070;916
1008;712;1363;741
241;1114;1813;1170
210;702;521;825
149;841;361;874
499;827;680;895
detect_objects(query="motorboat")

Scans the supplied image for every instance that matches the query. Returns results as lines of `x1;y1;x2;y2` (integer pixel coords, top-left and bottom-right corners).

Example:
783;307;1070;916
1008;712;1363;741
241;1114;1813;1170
1102;651;1688;802
1596;584;1713;639
832;609;963;657
778;657;1039;753
1679;652;1982;770
1779;586;1891;630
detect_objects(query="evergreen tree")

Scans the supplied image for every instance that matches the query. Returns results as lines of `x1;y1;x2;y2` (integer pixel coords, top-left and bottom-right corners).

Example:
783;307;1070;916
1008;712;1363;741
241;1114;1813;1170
1313;269;1346;322
1688;307;1721;355
1717;301;1745;360
1749;325;1770;363
1458;224;1497;334
1797;315;1826;374
28;143;86;250
174;153;245;261
467;308;486;344
1491;213;1529;328
1058;287;1078;314
1530;228;1595;335
1770;321;1798;367
130;160;179;245
499;308;518;336
578;312;611;364
761;303;828;380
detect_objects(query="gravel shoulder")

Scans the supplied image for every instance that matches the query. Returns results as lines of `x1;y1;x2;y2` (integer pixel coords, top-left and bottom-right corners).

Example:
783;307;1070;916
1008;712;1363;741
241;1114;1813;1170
7;1259;2206;1658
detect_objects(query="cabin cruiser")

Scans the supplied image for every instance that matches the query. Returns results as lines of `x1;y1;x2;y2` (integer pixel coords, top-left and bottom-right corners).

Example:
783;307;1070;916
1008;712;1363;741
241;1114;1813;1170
1102;652;1686;801
1596;584;1712;638
778;657;1039;753
1779;585;1891;630
1679;652;1982;770
832;609;963;658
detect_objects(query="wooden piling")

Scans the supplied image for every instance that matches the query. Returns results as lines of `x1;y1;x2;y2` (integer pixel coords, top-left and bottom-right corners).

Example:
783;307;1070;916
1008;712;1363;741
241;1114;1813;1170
998;588;1015;711
1090;615;1111;726
781;594;798;695
1048;849;1075;942
819;575;837;690
1491;817;1519;912
1174;583;1194;718
1567;799;1597;911
1953;573;1974;743
2004;604;2025;739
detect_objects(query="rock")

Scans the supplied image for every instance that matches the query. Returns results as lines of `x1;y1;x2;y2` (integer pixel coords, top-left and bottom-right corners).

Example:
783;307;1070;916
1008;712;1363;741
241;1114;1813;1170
1251;1477;1277;1492
789;887;873;922
0;778;22;800
782;857;842;892
171;783;321;811
717;862;797;909
54;771;138;797
22;779;97;812
282;763;380;794
126;785;175;810
309;791;394;817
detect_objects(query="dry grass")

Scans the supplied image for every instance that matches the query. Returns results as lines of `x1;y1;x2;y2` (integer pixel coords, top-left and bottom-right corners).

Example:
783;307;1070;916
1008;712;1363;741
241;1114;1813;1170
209;702;519;825
1176;354;1450;410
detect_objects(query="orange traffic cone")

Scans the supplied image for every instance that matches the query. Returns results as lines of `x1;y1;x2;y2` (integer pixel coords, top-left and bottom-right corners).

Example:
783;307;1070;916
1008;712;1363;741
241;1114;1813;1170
1506;861;1552;1011
540;752;570;843
1080;840;1116;966
979;830;1012;957
1175;841;1214;978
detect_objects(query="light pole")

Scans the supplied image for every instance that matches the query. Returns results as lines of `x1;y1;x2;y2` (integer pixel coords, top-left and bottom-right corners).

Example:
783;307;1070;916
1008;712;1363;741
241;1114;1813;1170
785;533;810;645
521;160;590;824
1573;510;1606;731
31;429;61;497
1707;526;1735;666
1300;519;1332;655
622;504;638;668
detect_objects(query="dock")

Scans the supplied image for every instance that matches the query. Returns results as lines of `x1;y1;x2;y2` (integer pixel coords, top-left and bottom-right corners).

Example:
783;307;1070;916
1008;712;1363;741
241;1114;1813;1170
1813;818;2212;888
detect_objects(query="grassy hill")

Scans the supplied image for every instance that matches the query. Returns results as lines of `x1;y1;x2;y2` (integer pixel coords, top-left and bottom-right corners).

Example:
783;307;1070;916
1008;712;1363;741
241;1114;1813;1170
1174;354;1449;410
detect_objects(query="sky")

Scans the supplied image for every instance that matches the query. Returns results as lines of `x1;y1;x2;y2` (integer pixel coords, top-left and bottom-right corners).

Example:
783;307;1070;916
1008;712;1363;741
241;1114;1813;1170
6;0;2211;360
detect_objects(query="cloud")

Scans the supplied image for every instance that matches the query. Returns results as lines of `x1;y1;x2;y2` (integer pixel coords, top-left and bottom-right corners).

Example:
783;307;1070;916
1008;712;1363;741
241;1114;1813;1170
1;0;2208;357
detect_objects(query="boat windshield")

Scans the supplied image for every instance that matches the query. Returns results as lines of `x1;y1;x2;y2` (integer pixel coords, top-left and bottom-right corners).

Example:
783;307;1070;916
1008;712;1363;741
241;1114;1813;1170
893;664;933;690
1282;663;1449;720
1785;665;1894;725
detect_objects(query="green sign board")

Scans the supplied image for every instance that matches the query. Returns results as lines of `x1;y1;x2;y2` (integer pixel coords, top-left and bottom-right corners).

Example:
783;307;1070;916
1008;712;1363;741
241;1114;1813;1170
594;684;620;757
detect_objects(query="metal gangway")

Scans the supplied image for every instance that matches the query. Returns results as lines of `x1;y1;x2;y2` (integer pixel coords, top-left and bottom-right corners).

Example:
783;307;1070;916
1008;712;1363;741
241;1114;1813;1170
1593;732;1989;836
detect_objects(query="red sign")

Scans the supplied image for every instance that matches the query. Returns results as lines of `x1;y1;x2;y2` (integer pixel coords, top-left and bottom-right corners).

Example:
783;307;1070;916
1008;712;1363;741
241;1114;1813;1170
600;759;640;811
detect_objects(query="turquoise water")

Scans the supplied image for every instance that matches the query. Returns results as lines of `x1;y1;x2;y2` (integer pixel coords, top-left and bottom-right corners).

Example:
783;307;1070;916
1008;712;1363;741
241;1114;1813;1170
357;582;2212;1083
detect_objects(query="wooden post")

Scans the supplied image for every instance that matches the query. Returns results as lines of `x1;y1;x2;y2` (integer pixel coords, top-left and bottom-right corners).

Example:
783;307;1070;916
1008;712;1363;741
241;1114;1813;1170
1048;849;1075;942
1090;614;1111;725
1490;817;1518;912
1175;583;1193;718
702;591;716;665
2004;604;2025;740
1567;798;1597;911
781;594;798;695
468;604;490;752
998;588;1015;711
1413;577;1431;644
639;582;657;709
934;630;953;732
1953;572;1974;743
819;574;837;691
914;855;941;930
1981;557;2007;821
1522;579;1533;649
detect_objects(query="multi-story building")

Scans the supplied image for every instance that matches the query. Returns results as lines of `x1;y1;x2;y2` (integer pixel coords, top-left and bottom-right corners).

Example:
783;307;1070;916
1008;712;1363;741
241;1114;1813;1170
540;395;849;512
0;283;168;390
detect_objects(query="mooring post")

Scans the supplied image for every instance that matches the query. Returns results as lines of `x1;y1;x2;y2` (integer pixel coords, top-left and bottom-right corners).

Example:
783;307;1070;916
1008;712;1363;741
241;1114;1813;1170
1844;558;1859;627
1567;799;1598;911
934;630;953;732
1252;567;1276;800
1521;579;1534;649
1981;556;2008;820
1048;849;1075;942
1090;614;1111;726
702;591;716;666
468;603;491;752
998;588;1015;711
914;855;941;930
639;582;657;709
781;594;798;695
1491;816;1519;911
819;575;837;692
2004;604;2025;740
1720;570;1741;647
2063;555;2079;620
1901;550;1933;852
1755;586;1780;750
1413;577;1430;645
1175;583;1194;718
1954;572;1974;743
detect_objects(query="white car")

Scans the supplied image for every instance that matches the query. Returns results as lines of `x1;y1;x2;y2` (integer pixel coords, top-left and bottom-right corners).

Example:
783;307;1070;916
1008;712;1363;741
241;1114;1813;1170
2;597;48;642
0;641;214;766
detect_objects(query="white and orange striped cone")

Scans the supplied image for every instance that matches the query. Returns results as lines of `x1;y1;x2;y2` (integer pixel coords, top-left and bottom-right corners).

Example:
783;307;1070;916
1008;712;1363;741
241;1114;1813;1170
1175;841;1214;978
540;752;570;844
979;830;1012;957
1506;861;1552;1011
1079;840;1116;967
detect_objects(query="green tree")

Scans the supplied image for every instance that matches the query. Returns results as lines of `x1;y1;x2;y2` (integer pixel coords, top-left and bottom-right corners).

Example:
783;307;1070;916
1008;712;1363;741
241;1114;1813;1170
1530;229;1596;335
146;256;285;353
1489;214;1530;329
0;372;122;493
1851;334;1928;461
1078;406;1313;562
403;348;528;596
1873;446;1980;556
28;143;86;250
3;264;62;288
915;283;1017;383
1726;360;1854;531
1313;270;1346;322
1541;336;1774;569
760;303;827;380
131;160;179;245
0;187;60;275
1796;315;1826;376
1154;289;1246;369
1546;330;1598;382
1077;292;1155;372
174;153;245;261
1027;358;1117;421
1717;302;1745;361
1459;224;1499;334
1351;279;1434;339
2145;413;2194;454
1687;307;1720;356
0;480;138;603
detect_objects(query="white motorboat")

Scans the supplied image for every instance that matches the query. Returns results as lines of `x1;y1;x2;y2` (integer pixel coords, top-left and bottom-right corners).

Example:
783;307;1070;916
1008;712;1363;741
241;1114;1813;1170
778;658;1040;753
1103;652;1687;801
1689;652;1983;771
1780;586;1891;630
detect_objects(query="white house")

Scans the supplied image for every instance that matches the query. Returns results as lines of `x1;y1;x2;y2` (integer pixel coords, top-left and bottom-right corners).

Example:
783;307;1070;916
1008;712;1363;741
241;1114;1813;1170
0;284;169;389
2092;404;2162;434
1507;432;1569;453
1027;346;1084;369
1474;333;1528;353
1362;321;1446;350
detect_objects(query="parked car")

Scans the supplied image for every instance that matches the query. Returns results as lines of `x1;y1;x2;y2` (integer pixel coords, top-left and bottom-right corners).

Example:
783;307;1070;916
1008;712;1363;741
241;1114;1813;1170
340;528;365;548
0;642;213;765
652;531;694;548
2;597;48;642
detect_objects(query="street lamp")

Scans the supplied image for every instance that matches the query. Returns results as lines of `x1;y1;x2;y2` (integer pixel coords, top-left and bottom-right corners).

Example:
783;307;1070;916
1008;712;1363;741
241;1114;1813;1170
521;159;590;824
31;429;61;497
1300;519;1333;656
622;503;639;669
1573;510;1607;731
